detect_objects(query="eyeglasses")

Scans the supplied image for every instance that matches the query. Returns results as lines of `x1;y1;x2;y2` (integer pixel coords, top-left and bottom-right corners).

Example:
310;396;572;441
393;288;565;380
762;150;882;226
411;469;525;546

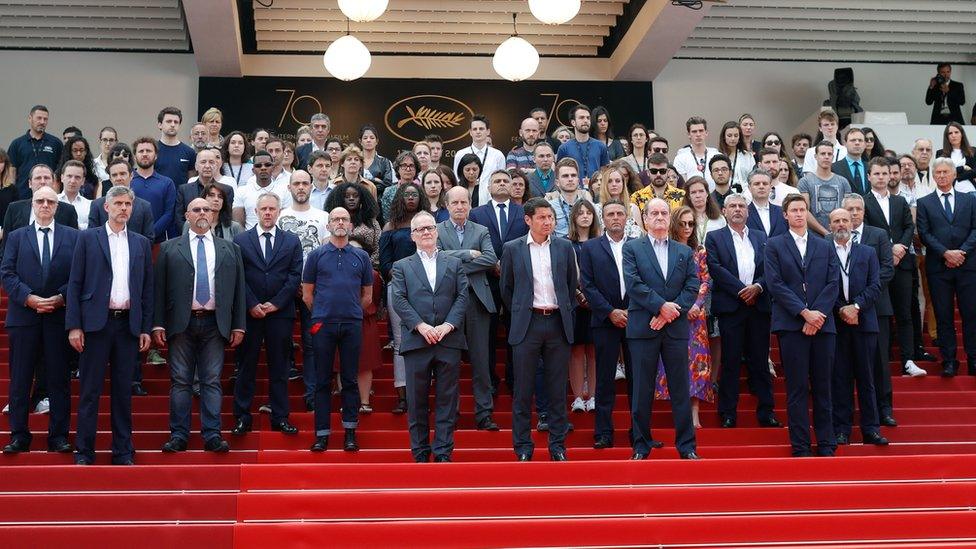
678;220;695;228
33;198;57;205
189;207;212;213
113;153;131;158
399;163;416;169
253;162;272;168
402;191;420;197
711;167;730;173
765;140;781;146
647;168;668;175
412;225;437;234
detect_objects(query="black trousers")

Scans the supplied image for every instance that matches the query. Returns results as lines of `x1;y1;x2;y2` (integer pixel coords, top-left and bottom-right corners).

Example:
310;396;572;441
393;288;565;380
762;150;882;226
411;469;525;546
312;322;362;436
888;266;915;363
234;316;294;425
7;318;70;446
778;330;836;456
511;313;570;457
629;336;696;455
928;267;976;362
716;308;775;423
404;345;461;460
592;325;631;442
833;322;880;438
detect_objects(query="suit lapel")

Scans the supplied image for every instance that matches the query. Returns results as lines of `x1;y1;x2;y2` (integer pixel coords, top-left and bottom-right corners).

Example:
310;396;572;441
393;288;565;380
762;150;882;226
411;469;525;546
866;193;891;231
521;235;533;282
435;253;448;293
721;228;739;279
178;234;194;267
411;254;433;293
27;225;41;263
247;229;263;264
96;226;112;265
665;240;680;282
49;223;65;260
641;238;665;281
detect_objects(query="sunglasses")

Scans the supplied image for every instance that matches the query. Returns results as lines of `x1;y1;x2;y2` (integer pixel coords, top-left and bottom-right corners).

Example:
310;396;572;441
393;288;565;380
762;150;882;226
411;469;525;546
678;221;695;228
647;168;668;175
189;207;212;213
253;162;272;168
651;147;668;153
765;140;781;146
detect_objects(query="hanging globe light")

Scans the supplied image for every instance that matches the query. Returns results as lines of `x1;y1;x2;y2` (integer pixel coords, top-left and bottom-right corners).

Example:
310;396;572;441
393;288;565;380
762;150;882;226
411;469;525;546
323;34;371;81
528;0;581;25
338;0;388;22
493;14;540;82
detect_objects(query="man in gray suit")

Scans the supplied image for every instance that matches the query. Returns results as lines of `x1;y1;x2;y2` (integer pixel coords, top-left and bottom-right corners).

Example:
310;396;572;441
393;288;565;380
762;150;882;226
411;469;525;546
501;197;577;462
391;211;469;463
153;198;247;454
436;186;499;431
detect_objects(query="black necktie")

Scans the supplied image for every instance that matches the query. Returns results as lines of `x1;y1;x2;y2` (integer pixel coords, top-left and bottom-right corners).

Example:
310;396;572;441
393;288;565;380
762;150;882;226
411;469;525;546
497;203;508;237
39;227;51;281
943;193;953;220
852;161;862;192
263;232;273;261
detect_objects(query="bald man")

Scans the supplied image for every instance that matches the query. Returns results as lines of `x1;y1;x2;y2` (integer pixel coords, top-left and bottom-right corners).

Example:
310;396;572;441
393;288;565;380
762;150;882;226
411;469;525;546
506;117;542;173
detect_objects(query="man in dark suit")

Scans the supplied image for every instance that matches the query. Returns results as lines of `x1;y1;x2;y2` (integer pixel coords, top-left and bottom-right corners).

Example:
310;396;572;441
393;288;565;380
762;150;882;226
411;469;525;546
916;157;976;376
436;186;500;431
1;164;79;247
827;208;889;446
66;186;153;465
925;63;966;125
765;193;840;457
580;199;642;449
864;157;922;381
391;211;469;462
500;197;577;461
173;149;234;229
831;128;869;196
1;187;78;454
624;198;700;460
295;113;330;169
705;193;781;429
231;193;303;435
745;168;787;238
154;198;247;454
89;158;155;240
525;142;556;198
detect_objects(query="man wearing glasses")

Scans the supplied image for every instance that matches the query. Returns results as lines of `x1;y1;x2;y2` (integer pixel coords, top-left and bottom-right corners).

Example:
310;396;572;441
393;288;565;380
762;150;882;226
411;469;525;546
631;153;685;217
233;150;293;230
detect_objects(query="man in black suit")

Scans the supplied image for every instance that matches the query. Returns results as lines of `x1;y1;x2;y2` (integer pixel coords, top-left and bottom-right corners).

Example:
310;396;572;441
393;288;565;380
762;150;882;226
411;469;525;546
154;198;247;454
296;113;330;169
916;157;976;376
745;169;787;238
1;165;79;246
863;158;926;383
500;197;577;461
1;187;79;454
842;193;897;425
232;193;303;435
831;127;869;196
925;63;966;125
174;149;234;229
827;208;889;446
705;193;781;429
89;159;155;240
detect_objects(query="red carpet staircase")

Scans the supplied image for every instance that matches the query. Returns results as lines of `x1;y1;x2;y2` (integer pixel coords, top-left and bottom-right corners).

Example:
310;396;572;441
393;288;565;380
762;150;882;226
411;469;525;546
1;299;976;547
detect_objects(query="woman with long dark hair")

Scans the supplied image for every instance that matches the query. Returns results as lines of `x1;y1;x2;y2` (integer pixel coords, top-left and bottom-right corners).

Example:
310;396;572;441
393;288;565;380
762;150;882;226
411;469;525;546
324;182;382;268
200;181;243;240
861;127;887;159
717;121;755;190
0;148;16;227
420;168;448;221
360;124;394;194
220;131;253;187
455;152;484;208
58;136;100;198
380;150;420;222
936;121;976;189
566;199;601;413
591;106;626;160
624;123;651;184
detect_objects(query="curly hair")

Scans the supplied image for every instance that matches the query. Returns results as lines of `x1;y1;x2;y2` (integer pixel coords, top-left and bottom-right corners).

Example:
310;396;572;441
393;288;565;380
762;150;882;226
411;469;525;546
324;182;378;227
387;182;430;227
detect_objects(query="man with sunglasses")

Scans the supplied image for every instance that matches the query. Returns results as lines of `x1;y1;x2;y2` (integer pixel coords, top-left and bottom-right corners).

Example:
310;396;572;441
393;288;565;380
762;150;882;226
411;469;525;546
155;198;246;455
631;153;685;217
233;150;292;230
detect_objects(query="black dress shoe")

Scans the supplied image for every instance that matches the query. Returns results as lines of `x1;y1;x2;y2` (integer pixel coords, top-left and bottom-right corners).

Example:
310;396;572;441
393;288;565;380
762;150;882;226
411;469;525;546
204;437;230;453
835;433;850;445
343;429;359;452
310;436;328;452
943;360;959;377
271;420;298;435
131;383;148;396
720;417;736;428
47;440;73;453
968;360;976;376
649;440;664;449
631;452;649;460
414;451;431;463
476;416;500;431
679;451;701;460
536;418;549;432
391;398;408;415
863;432;890;445
758;417;783;428
161;437;188;453
881;415;898;427
3;439;30;454
516;453;532;461
114;458;135;466
434;454;452;463
593;437;613;449
231;418;252;436
75;456;93;465
793;451;813;458
917;350;937;362
550;451;568;461
304;398;314;412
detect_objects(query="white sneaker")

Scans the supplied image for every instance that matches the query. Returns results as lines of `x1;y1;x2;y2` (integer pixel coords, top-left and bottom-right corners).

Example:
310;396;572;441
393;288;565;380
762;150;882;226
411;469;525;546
585;397;596;412
258;404;272;414
571;396;586;413
904;360;927;377
615;363;626;381
2;403;8;414
768;359;777;377
34;398;50;414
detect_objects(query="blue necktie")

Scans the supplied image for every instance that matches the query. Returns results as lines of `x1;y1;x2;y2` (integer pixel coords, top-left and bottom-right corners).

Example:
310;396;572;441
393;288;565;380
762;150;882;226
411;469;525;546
943;193;953;220
195;235;210;306
497;203;508;237
39;227;51;282
852;161;862;192
263;232;273;261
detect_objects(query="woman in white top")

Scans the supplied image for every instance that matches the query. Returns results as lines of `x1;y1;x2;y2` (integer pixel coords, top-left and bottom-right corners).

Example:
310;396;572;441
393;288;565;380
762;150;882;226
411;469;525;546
220;131;254;187
937;122;976;192
595;164;644;238
717;121;755;191
623;123;652;181
683;176;726;243
93;126;117;183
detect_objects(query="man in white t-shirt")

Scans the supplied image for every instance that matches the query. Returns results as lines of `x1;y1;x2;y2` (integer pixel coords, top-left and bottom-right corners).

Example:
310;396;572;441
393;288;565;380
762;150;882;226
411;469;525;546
802;109;848;174
233;150;292;230
453;114;506;206
673;116;721;190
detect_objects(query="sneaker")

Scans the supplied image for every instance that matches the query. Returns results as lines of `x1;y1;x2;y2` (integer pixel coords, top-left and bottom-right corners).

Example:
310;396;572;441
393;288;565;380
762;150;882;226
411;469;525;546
903;360;927;377
584;397;596;412
571;396;586;412
768;359;777;377
614;363;626;381
34;398;50;414
288;367;301;381
258;404;272;414
147;349;166;366
2;403;8;414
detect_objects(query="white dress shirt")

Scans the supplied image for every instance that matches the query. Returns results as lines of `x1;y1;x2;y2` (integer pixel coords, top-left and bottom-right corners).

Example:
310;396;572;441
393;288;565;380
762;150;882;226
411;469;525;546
650;236;669;276
790;229;808;260
34;221;54;259
189;230;216;310
938;188;956;215
257;225;277;260
872;189;891;226
58;191;91;230
835;239;852;301
730;226;756;286
106;223;131;309
490;198;511;235
607;234;626;299
418;249;438;291
527;235;558;309
754;202;772;235
852;223;864;244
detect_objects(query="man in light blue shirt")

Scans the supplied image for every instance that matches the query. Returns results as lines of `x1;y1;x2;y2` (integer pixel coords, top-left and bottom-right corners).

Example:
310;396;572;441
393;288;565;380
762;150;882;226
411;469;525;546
548;158;593;238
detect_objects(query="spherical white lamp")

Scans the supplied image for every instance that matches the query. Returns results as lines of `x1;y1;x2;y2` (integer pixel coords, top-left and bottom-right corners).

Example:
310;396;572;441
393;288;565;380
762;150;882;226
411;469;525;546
323;34;371;81
493;35;540;82
338;0;388;22
528;0;581;25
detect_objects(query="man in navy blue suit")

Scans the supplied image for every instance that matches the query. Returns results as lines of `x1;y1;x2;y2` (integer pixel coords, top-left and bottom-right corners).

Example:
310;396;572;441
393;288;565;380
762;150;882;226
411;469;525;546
66;186;154;465
624;198;700;460
827;208;889;446
916;157;976;376
765;193;840;457
705;193;781;429
745;168;787;238
232;193;304;436
1;187;79;454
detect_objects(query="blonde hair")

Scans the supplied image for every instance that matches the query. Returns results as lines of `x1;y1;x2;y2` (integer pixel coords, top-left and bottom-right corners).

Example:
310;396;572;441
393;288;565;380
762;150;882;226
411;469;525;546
202;107;222;124
598;165;631;206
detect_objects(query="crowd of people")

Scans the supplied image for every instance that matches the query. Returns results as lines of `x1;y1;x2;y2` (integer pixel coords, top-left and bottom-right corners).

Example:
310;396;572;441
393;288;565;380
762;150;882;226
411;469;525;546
0;92;974;463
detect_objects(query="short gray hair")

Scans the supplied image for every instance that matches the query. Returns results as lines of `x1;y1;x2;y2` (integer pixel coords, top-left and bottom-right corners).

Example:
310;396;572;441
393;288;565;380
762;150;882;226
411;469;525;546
410;210;436;230
310;113;330;125
106;185;135;202
723;193;748;207
256;192;281;208
931;157;956;172
841;192;864;208
747;167;773;186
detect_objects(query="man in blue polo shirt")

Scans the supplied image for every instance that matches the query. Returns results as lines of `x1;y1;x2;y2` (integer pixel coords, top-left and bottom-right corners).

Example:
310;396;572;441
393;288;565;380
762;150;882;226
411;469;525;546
556;104;609;187
302;206;372;454
154;107;196;237
7;105;63;200
130;137;177;244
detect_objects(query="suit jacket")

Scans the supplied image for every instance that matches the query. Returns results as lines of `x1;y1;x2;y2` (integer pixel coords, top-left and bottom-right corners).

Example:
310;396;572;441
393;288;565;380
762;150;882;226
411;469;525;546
0;199;79;255
233;228;303;319
436;219;497;313
153;232;247;340
834;242;881;333
89;195;155;240
579;234;631;327
917;189;976;273
864;191;915;272
848;225;894;316
525;170;555;199
764;231;839;334
469;201;529;261
925;80;965;124
65;226;154;336
174;180;235;228
831;158;869;196
704;225;771;315
390;252;469;353
747;202;787;238
500;234;577;345
296;142;314;170
1;223;79;327
622;237;699;339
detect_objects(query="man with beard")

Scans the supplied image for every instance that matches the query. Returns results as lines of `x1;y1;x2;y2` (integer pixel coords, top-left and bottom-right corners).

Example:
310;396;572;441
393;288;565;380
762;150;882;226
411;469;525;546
526;142;556;199
631;153;685;215
709;155;735;207
154;108;196;231
130;137;177;244
189;123;209;153
556;104;609;186
507;117;541;173
155;198;246;454
8;105;63;199
89;159;155;240
175;149;235;229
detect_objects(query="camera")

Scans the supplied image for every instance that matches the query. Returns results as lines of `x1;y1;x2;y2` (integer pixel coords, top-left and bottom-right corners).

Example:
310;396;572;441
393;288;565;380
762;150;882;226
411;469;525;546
935;74;947;86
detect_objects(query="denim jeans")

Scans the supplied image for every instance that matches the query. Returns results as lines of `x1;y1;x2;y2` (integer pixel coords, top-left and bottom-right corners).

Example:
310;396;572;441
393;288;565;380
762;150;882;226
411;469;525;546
168;315;226;442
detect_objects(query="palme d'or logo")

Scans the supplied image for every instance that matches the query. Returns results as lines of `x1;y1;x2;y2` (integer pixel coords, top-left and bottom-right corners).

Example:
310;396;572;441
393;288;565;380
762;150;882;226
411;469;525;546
385;95;474;145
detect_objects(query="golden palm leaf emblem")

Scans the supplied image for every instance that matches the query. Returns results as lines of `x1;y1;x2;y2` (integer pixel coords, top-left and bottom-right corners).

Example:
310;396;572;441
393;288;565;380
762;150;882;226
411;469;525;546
397;106;466;130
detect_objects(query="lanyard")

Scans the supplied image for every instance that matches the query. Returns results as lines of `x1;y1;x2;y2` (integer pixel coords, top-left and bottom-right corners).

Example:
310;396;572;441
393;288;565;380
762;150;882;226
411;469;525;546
229;163;243;185
631;152;646;172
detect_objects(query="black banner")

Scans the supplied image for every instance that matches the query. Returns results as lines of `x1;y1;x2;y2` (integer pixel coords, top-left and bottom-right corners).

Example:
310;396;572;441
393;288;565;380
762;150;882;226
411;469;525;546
198;77;652;160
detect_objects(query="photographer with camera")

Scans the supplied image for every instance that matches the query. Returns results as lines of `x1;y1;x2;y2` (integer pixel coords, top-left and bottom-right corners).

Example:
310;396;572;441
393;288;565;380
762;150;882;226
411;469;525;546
925;63;965;125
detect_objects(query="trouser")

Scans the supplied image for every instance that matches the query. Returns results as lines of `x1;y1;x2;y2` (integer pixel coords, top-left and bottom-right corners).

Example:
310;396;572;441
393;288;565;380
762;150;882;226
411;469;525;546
592;326;631;442
874;313;894;417
168;315;226;443
404;345;461;460
312;322;361;436
716;308;775;422
387;285;406;388
234;316;293;424
833;323;880;438
298;301;316;400
889;265;915;363
463;294;494;422
629;336;696;455
928;267;976;362
7;318;70;446
778;330;836;456
511;313;570;457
